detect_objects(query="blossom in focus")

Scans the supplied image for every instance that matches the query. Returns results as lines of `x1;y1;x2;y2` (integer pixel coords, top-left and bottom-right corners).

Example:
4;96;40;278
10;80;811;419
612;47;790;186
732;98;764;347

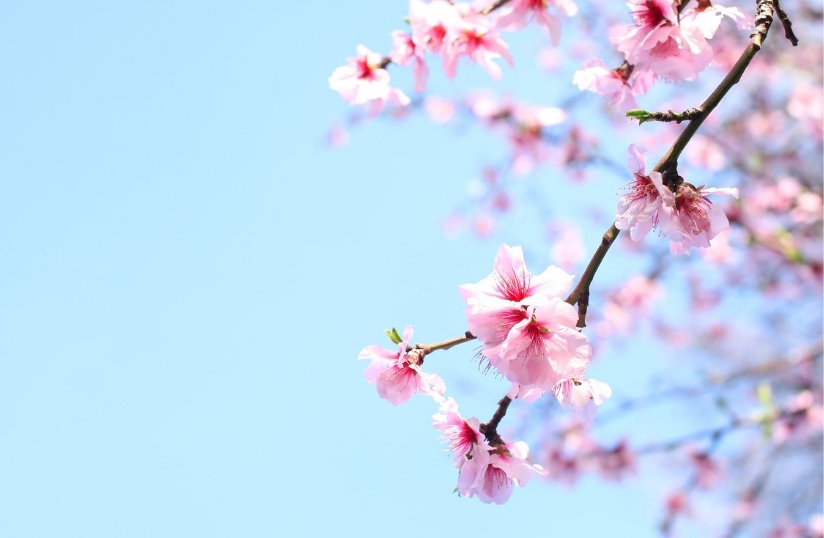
433;397;486;459
460;244;575;365
497;301;591;390
662;182;739;255
328;45;410;117
614;144;674;240
358;325;445;405
456;441;541;504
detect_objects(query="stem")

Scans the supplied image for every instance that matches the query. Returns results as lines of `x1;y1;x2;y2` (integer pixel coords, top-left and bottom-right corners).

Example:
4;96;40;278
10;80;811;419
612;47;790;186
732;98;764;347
414;331;476;354
773;0;799;46
480;395;512;445
565;224;621;327
481;0;513;15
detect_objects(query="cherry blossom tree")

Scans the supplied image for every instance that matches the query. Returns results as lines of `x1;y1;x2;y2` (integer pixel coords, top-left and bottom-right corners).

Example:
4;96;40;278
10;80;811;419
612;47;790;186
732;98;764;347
331;1;822;536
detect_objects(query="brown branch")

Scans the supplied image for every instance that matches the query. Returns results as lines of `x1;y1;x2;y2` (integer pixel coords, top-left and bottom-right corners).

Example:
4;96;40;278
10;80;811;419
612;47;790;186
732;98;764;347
480;395;512;446
565;224;621;327
481;0;514;15
413;331;477;355
773;0;799;46
655;0;777;171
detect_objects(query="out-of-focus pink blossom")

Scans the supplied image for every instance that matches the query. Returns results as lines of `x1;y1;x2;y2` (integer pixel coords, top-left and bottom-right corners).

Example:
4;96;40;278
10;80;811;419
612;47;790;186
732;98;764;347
596;439;636;480
552;377;612;421
328;45;411;117
456;441;541;504
664;490;691;518
423;95;456;123
547;218;585;271
409;0;458;54
611;0;714;82
614;144;674;240
680;2;748;40
358;325;445;405
553;377;612;407
390;30;429;92
573;59;652;110
443;20;514;80
688;448;722;489
685;135;727;171
494;0;578;46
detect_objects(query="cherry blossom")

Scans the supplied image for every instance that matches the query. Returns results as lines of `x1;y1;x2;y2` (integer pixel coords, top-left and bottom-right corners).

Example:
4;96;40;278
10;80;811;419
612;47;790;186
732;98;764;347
328;45;410;117
358;325;445;405
460;244;576;367
611;0;712;82
389;31;429;92
614;144;674;240
456;441;541;504
572;59;653;110
433;397;486;459
497;302;591;390
493;0;579;46
553;377;612;408
662;182;739;255
442;19;514;80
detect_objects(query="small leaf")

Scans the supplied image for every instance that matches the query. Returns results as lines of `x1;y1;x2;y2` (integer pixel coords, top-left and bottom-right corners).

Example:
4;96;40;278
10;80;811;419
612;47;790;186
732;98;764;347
384;327;403;345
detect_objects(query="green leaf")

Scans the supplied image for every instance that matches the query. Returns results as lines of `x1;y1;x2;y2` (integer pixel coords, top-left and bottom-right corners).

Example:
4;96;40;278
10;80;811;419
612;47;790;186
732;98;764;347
384;327;403;345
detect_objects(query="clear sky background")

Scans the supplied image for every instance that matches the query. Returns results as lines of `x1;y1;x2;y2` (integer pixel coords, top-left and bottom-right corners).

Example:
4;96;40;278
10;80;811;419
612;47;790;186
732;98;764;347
0;3;747;537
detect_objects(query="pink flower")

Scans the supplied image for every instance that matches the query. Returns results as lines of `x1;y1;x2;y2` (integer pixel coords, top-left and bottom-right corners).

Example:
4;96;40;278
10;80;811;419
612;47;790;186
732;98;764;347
553;376;612;407
460;244;575;365
358;325;445;405
573;59;654;110
409;0;459;54
611;0;712;82
494;0;578;46
614;144;674;240
595;439;636;480
433;397;486;459
456;441;541;504
661;182;739;255
328;45;411;117
497;301;591;390
390;30;429;92
680;2;748;40
443;20;514;80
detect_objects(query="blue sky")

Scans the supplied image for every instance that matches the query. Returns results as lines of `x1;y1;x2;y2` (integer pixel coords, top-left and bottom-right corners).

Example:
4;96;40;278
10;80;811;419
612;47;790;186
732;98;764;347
0;2;760;536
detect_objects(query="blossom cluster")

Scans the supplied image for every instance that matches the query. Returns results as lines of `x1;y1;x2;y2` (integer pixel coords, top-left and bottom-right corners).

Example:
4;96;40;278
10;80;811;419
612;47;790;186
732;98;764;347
461;244;609;408
329;0;578;116
357;323;546;504
358;243;611;504
575;0;747;109
615;144;738;254
433;397;540;504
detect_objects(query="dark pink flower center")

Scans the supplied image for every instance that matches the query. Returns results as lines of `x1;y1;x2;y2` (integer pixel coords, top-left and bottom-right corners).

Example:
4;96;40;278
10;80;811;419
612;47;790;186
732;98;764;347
632;1;668;28
675;187;713;234
494;265;532;301
355;57;377;80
